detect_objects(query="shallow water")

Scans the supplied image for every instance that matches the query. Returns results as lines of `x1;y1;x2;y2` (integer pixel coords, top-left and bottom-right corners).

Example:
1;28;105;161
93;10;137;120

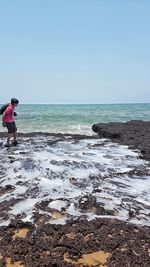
0;135;150;226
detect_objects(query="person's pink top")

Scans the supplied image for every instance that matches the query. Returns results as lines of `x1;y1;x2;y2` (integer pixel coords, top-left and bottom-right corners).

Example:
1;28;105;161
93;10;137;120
3;104;15;123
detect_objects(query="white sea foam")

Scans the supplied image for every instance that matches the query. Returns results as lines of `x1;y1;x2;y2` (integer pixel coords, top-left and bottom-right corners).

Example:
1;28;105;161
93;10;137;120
0;136;150;226
48;200;67;211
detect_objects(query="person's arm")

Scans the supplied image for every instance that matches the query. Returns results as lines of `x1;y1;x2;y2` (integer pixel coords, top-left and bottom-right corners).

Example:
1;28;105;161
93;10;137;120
2;111;6;126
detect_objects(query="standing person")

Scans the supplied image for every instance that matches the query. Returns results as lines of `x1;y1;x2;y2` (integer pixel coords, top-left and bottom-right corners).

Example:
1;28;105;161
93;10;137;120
2;98;19;147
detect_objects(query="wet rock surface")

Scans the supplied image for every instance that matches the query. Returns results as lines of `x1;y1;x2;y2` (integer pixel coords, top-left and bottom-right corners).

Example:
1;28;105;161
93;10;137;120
92;120;150;162
0;131;150;266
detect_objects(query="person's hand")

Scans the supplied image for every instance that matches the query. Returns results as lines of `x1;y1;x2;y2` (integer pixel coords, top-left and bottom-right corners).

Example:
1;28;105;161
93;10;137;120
2;122;6;127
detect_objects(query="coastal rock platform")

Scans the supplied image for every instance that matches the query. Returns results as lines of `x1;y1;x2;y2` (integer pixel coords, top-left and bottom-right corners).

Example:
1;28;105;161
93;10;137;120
92;120;150;162
0;128;150;266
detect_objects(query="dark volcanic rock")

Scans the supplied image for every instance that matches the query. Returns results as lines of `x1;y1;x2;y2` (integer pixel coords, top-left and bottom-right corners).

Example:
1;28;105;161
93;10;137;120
92;120;150;162
0;132;97;139
78;195;113;215
0;218;150;266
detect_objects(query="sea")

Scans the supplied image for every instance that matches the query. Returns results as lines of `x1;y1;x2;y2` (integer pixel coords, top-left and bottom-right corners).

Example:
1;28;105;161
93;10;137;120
1;103;150;134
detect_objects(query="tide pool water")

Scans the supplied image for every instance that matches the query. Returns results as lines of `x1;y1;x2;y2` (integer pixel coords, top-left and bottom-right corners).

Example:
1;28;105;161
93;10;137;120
1;103;150;134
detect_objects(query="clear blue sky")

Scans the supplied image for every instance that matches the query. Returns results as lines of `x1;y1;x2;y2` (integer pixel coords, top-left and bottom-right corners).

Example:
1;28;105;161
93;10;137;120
0;0;150;104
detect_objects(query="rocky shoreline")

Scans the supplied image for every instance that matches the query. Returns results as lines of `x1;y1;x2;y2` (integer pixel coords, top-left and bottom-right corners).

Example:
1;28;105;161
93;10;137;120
92;120;150;162
0;122;150;267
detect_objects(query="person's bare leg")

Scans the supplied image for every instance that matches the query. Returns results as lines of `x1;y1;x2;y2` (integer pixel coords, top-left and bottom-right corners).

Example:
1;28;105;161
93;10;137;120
12;131;18;145
5;133;12;147
13;131;17;141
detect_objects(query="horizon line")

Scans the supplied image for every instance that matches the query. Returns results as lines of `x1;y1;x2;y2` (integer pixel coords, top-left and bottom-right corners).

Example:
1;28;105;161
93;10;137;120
9;102;150;105
1;102;150;105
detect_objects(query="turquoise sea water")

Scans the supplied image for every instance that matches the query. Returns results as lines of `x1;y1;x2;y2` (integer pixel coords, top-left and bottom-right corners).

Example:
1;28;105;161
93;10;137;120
1;103;150;134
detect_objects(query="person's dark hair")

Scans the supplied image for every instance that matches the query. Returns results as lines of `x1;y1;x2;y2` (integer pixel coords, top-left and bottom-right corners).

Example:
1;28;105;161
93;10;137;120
11;98;19;105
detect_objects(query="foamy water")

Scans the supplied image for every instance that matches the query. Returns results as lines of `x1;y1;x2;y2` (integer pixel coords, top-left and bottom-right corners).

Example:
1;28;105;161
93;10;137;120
0;135;150;226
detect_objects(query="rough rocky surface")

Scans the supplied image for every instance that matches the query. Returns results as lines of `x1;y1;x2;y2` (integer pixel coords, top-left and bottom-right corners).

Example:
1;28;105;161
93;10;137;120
0;132;97;140
0;128;150;266
0;218;150;267
92;120;150;161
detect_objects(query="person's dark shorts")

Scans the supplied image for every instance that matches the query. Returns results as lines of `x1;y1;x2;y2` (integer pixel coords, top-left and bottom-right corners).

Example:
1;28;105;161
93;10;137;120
5;122;17;134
